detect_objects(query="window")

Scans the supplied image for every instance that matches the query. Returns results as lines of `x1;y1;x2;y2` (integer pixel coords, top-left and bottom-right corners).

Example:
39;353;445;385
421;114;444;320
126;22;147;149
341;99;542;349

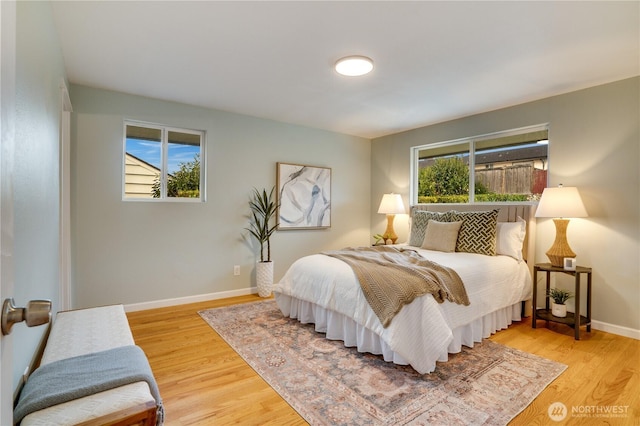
410;125;548;204
123;121;205;201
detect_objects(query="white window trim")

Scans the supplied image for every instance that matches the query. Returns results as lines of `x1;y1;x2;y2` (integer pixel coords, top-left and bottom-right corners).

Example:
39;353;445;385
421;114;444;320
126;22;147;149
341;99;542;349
122;120;206;202
409;123;549;205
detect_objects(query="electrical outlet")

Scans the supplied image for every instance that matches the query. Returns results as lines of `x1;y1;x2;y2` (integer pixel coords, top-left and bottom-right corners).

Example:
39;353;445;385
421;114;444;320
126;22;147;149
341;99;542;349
233;265;240;276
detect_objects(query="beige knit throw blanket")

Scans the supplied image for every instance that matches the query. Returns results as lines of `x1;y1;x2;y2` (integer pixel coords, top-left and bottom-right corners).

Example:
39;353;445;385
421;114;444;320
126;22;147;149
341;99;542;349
323;246;470;328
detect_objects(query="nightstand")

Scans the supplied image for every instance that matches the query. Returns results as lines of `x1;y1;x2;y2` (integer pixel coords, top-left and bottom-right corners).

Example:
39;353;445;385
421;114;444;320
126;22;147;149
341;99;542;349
532;262;592;340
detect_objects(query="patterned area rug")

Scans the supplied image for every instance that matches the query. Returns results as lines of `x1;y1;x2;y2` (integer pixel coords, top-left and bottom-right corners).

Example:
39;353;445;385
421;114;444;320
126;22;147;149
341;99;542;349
199;300;566;425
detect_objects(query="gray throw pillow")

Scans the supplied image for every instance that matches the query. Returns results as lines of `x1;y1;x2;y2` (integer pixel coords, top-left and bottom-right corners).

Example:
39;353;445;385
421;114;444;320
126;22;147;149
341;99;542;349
408;210;452;247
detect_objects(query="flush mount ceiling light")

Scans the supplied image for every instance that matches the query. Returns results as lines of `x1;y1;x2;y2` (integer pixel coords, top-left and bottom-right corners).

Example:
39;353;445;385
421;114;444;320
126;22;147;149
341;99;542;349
335;56;374;76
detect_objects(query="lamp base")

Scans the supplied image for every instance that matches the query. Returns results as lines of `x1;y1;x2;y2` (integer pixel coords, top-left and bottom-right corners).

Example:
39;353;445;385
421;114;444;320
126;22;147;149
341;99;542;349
382;214;398;244
545;218;576;267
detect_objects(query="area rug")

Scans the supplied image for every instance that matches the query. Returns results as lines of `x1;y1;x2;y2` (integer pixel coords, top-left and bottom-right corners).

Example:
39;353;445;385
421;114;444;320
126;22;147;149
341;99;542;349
199;300;566;425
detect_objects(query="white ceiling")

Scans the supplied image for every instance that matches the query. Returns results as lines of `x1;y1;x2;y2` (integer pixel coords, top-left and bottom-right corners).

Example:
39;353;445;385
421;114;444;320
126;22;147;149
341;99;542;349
51;1;639;139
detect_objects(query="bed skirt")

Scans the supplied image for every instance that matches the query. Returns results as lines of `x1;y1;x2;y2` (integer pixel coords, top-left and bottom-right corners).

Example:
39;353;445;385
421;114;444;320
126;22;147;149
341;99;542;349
274;294;523;371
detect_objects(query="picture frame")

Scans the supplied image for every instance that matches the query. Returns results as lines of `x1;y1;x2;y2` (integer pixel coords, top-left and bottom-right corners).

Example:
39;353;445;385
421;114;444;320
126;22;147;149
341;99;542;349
276;162;331;230
563;257;577;271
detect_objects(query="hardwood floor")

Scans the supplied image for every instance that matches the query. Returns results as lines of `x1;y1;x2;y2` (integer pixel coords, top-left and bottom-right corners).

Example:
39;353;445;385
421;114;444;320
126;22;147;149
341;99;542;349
127;295;639;425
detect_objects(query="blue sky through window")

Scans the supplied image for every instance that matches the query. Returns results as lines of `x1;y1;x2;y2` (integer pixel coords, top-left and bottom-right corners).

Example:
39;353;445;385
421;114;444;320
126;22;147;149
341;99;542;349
126;138;200;174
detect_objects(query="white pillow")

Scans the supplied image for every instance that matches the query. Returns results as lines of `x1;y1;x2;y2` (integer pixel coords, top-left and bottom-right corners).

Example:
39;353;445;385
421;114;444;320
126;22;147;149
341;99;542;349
496;217;526;261
422;220;462;252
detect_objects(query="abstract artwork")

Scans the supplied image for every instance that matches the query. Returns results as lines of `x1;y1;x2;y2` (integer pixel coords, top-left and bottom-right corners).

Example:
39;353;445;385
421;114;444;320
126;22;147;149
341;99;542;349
277;163;331;229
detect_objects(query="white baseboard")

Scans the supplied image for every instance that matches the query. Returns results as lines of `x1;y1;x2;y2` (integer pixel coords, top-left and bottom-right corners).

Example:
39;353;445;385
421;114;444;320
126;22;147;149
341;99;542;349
124;287;258;312
591;320;640;340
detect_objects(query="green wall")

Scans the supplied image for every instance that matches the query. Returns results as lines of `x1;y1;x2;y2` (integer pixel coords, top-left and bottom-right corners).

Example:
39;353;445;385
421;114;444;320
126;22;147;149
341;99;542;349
70;85;371;308
12;0;66;391
371;77;640;333
8;3;639;403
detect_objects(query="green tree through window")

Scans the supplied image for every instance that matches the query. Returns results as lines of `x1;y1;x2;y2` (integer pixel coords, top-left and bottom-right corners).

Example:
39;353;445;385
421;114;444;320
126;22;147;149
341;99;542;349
412;126;548;204
418;157;489;203
152;154;201;198
419;156;469;197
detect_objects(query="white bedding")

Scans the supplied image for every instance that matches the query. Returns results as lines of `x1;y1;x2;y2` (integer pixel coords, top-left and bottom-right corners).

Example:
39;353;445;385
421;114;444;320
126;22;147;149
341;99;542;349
273;246;531;374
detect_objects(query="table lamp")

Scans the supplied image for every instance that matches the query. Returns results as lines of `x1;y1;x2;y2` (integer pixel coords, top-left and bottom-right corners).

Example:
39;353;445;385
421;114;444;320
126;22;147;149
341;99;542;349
377;193;405;244
535;184;588;267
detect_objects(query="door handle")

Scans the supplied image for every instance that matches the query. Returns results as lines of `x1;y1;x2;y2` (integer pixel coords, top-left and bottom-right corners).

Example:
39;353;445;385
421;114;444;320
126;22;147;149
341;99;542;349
1;298;51;336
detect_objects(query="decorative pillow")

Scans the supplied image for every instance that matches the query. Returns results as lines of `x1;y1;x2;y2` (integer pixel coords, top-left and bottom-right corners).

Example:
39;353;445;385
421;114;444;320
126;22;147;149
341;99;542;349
449;209;499;256
421;220;462;252
496;216;526;261
408;210;452;247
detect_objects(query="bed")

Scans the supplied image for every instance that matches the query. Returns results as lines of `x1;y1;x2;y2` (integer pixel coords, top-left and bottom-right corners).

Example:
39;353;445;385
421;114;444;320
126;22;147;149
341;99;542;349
272;203;536;374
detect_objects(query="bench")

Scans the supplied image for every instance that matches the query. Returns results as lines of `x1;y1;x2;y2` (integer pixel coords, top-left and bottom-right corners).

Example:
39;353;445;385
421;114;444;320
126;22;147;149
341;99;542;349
18;305;161;426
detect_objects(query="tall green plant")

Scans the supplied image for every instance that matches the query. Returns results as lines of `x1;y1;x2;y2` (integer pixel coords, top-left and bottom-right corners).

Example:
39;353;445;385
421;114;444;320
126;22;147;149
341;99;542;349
245;187;278;262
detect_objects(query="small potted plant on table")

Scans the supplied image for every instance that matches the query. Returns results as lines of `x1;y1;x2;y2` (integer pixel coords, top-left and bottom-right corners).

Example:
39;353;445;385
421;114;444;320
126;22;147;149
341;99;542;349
548;288;573;318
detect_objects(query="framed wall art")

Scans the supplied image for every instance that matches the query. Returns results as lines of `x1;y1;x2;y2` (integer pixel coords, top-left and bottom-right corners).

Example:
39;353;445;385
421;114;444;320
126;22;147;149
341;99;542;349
276;162;331;230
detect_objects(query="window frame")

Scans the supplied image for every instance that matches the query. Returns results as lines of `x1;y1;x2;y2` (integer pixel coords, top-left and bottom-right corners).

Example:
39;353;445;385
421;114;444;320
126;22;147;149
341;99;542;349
409;124;548;205
122;120;206;202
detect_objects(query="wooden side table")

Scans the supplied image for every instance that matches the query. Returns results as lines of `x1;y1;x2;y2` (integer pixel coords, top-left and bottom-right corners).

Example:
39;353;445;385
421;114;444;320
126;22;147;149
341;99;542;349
532;262;592;340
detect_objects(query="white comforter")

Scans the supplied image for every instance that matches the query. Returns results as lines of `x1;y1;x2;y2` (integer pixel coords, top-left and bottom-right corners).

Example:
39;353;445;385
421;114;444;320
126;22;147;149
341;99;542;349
272;246;531;374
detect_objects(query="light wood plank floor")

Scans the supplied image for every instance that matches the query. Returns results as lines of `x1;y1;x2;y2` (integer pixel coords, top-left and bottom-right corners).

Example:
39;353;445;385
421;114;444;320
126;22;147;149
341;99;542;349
127;295;639;425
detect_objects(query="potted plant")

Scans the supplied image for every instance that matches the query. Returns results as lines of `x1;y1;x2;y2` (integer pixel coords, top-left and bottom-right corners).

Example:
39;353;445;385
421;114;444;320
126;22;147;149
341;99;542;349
548;288;573;317
246;186;278;297
373;233;386;246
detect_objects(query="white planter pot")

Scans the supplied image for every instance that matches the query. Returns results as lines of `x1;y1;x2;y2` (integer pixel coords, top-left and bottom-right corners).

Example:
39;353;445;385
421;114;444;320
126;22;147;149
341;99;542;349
256;261;274;297
551;302;567;318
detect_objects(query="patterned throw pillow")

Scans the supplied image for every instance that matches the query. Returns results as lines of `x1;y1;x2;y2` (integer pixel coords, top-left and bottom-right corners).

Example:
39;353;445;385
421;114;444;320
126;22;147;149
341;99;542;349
449;209;499;256
408;210;452;247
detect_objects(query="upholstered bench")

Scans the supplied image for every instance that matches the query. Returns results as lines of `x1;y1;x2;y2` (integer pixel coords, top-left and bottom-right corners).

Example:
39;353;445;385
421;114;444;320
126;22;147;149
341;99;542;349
16;305;162;426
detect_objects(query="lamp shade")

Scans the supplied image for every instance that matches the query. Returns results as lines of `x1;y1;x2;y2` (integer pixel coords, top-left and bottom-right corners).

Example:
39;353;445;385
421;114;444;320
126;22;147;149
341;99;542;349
378;193;405;215
535;186;587;218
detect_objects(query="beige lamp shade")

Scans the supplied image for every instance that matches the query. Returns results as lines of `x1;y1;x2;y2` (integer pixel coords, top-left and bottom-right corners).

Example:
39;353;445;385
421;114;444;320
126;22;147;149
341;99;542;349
378;194;405;244
535;185;588;267
377;193;405;215
535;186;587;219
